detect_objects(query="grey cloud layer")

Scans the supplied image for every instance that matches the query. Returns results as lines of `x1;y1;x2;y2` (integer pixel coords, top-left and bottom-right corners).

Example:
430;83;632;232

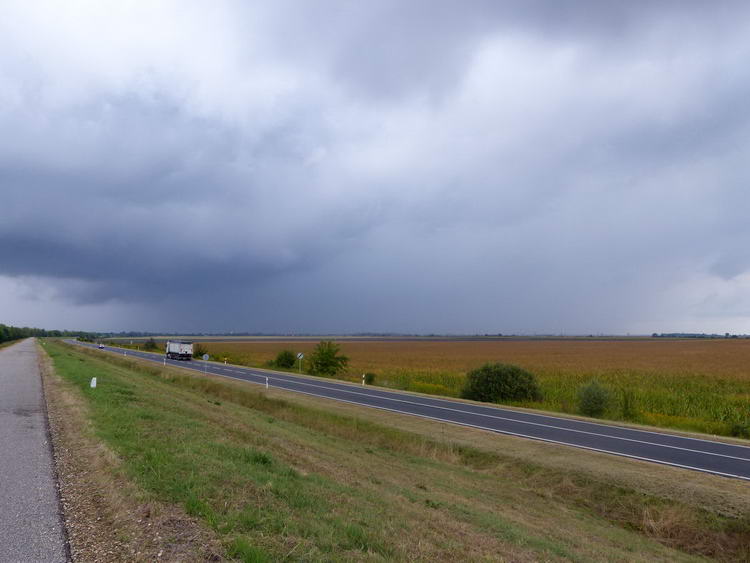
1;1;750;333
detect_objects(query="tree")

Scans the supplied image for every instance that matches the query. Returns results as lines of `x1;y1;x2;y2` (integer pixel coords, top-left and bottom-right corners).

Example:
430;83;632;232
273;349;296;369
309;341;348;377
460;363;542;403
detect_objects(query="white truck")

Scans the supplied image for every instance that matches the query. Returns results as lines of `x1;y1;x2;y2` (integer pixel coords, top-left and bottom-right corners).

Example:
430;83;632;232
165;340;193;361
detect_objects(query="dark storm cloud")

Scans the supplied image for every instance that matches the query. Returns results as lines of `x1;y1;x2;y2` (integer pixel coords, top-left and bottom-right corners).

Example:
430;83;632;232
1;1;750;333
263;0;750;99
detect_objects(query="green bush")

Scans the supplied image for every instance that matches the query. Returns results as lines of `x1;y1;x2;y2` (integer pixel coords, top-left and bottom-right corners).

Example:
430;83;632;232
578;381;610;417
460;363;542;403
143;338;158;351
364;373;376;385
193;343;208;359
730;422;750;438
273;350;297;369
309;341;349;377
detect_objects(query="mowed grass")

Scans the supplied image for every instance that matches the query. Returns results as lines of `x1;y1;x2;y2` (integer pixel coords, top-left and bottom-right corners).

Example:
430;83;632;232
199;339;750;437
43;340;750;561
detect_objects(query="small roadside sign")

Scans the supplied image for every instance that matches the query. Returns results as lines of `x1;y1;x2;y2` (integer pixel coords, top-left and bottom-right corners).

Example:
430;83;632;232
297;353;304;359
202;354;209;361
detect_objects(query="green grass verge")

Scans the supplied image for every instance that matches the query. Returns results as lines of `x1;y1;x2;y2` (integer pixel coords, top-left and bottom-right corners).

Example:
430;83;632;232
44;341;749;561
164;340;750;439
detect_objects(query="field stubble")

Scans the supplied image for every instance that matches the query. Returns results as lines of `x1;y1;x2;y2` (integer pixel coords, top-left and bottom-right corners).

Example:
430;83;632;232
200;339;750;438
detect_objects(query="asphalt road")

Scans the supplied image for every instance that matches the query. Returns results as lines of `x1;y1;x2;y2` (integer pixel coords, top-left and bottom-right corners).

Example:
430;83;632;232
0;339;68;562
73;340;750;481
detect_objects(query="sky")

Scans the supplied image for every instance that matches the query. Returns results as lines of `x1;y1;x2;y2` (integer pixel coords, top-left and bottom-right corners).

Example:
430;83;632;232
1;1;750;334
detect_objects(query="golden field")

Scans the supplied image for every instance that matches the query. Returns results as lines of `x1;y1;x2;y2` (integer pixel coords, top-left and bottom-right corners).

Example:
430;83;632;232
200;338;750;437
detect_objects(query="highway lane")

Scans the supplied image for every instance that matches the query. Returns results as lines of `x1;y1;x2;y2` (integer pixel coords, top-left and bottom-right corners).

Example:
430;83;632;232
70;340;750;480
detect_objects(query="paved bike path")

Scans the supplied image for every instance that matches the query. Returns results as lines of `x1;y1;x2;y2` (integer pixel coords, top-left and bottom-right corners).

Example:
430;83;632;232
0;339;67;562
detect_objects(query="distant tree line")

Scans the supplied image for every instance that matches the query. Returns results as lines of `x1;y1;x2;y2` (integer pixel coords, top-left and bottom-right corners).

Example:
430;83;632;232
0;323;97;344
652;332;749;339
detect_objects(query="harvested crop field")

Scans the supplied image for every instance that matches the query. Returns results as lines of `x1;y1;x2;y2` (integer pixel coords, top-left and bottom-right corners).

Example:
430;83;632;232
198;339;750;438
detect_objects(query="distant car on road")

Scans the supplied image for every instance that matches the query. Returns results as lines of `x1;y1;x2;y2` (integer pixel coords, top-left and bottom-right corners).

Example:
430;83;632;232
97;344;104;349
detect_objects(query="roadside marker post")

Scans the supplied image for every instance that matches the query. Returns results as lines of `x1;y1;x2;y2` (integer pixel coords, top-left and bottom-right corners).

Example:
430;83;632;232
297;352;304;373
90;377;97;388
202;353;209;374
266;376;269;389
362;374;365;386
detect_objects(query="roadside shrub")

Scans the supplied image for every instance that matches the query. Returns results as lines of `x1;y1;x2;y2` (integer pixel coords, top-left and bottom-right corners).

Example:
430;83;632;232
364;373;376;385
460;363;542;403
143;338;158;351
193;343;207;359
273;350;296;369
579;380;610;417
730;422;750;438
309;341;349;377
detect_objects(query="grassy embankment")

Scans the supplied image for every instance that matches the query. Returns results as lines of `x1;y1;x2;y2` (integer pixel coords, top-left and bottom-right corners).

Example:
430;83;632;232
44;340;749;561
190;340;750;438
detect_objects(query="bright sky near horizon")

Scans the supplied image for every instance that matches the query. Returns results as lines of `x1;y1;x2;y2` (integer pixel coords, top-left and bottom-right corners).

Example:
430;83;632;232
1;1;750;334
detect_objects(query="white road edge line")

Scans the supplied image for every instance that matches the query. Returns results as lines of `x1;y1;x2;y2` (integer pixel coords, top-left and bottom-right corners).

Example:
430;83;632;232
96;344;748;448
220;365;750;462
181;365;750;482
84;343;750;465
236;365;750;452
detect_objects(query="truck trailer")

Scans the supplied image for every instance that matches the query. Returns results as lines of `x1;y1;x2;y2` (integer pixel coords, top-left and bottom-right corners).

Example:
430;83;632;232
165;340;193;360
